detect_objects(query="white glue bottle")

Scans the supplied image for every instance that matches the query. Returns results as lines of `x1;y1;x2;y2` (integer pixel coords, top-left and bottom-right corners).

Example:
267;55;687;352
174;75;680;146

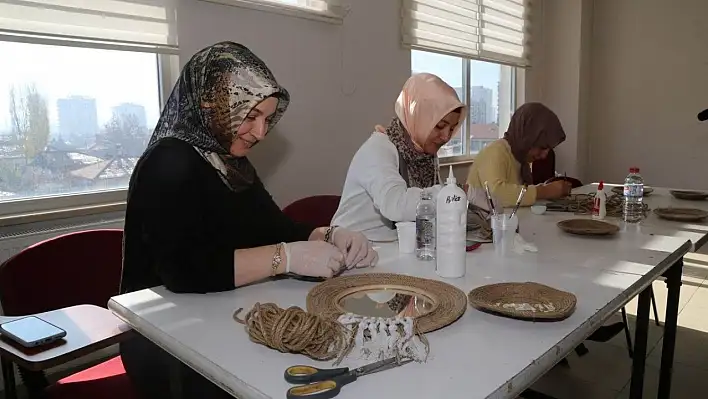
436;165;467;278
592;181;607;220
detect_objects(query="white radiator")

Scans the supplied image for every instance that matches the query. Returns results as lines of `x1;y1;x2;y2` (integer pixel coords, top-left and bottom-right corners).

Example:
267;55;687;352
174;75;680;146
0;218;125;265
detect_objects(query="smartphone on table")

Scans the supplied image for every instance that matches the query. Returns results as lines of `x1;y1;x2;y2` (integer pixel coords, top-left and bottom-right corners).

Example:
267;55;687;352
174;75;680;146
0;316;67;348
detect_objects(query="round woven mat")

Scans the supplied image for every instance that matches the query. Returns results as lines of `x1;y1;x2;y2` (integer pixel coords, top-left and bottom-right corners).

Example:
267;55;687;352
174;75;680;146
654;207;708;222
557;219;620;236
670;190;708;201
307;273;467;333
468;282;576;321
612;186;654;196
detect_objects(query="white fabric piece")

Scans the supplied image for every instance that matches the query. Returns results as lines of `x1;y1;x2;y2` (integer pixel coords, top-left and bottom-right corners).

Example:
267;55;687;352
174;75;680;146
336;314;429;363
333;132;440;242
513;233;537;254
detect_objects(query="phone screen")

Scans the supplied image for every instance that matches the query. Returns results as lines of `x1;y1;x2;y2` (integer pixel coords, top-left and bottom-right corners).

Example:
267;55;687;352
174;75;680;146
1;316;65;344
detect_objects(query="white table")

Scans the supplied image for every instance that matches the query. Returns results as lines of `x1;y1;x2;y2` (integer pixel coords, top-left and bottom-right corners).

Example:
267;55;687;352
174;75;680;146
574;185;708;250
108;190;699;398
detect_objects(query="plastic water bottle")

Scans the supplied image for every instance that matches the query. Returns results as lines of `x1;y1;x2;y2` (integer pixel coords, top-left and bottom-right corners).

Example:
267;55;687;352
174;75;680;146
623;167;644;223
416;189;436;261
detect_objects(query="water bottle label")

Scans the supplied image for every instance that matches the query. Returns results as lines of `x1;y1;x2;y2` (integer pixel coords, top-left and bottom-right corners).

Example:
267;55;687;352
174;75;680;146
624;185;643;197
416;218;435;247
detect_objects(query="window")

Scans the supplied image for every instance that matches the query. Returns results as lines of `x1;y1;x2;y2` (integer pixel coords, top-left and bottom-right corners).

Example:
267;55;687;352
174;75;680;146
199;0;347;23
0;0;178;216
411;50;515;159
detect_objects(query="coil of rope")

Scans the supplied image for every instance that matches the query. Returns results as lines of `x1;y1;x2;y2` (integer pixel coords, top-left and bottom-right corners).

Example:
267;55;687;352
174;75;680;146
548;193;649;218
234;303;353;362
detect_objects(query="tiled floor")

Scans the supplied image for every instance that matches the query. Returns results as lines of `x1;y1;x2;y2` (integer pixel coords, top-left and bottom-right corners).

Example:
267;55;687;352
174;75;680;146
528;251;708;398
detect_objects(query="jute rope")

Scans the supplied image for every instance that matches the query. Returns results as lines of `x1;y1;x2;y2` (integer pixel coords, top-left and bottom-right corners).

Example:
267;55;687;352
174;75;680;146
233;303;352;362
548;193;649;218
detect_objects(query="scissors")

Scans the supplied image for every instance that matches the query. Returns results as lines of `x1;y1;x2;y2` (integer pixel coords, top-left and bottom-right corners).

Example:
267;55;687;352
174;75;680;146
284;357;413;399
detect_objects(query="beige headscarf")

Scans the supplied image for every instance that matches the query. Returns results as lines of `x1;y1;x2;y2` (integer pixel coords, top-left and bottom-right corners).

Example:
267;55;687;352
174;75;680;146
376;73;465;188
377;73;466;149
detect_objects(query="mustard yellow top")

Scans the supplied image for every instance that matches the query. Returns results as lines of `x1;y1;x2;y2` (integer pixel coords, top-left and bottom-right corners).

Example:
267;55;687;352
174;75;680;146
466;139;538;207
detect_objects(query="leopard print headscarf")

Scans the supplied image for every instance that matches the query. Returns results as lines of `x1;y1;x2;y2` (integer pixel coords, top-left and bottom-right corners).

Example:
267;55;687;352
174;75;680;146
384;117;438;189
148;41;289;192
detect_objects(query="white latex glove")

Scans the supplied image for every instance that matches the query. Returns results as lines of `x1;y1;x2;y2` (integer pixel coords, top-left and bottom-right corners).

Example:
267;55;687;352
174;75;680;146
513;233;538;254
283;241;344;278
331;228;379;269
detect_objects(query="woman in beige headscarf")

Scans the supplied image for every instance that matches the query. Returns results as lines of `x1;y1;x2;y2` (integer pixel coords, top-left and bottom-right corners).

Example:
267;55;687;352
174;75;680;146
332;73;466;241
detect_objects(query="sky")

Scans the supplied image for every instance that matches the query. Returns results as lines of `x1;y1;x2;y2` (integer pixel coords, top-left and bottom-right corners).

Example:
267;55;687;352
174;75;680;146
0;41;161;135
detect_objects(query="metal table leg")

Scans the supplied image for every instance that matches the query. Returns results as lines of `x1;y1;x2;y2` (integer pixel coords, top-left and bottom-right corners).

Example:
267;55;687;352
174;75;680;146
658;258;683;398
1;357;17;399
629;286;652;399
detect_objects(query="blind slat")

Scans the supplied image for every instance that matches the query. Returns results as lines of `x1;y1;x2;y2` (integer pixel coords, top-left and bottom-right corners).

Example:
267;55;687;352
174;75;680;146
402;0;530;67
0;0;178;52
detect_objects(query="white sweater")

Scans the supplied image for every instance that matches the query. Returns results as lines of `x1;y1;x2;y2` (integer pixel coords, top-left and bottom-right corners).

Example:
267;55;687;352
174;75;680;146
332;132;439;242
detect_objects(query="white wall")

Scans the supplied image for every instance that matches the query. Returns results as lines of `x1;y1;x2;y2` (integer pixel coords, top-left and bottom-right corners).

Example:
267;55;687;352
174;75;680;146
177;0;410;206
587;0;708;189
524;0;594;182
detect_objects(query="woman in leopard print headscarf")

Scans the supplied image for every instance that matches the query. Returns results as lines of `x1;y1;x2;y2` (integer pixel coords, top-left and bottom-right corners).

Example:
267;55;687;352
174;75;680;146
121;42;377;398
333;73;466;241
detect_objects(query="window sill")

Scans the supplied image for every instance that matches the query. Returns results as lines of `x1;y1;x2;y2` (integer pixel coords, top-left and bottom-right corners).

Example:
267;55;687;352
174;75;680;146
0;201;126;228
439;156;475;167
199;0;345;24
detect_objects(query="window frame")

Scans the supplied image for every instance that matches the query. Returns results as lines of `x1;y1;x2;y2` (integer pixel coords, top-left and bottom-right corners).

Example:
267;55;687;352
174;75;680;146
434;56;518;165
0;42;179;222
198;0;346;24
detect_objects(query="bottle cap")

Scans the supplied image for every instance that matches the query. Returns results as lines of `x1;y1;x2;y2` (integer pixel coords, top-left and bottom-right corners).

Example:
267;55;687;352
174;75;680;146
445;165;456;185
598;181;604;190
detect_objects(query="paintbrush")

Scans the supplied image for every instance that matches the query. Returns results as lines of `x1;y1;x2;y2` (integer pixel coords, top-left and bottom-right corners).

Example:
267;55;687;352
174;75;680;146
509;185;527;220
483;181;497;216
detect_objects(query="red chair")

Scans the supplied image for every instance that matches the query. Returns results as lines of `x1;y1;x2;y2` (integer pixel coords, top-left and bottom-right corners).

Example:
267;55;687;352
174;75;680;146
0;229;136;399
282;195;342;227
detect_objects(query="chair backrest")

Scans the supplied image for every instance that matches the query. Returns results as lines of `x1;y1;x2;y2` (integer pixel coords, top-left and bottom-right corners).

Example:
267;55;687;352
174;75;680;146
282;195;342;228
0;229;124;316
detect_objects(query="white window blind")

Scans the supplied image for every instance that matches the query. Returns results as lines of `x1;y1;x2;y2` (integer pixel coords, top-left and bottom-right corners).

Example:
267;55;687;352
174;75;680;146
402;0;530;67
200;0;346;23
0;0;178;54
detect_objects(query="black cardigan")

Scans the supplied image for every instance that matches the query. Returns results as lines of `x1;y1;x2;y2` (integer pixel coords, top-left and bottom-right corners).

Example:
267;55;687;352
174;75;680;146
120;137;314;294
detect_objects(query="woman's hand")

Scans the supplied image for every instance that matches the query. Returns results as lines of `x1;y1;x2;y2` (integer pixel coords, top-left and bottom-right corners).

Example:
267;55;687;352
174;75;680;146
537;180;572;199
331;228;379;269
283;241;345;278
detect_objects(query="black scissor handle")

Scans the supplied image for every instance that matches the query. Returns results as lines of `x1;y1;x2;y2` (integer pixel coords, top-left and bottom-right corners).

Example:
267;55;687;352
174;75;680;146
286;373;357;399
284;365;349;384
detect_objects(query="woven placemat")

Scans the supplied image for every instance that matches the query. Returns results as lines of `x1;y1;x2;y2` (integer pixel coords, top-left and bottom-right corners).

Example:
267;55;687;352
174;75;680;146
307;273;467;333
612;186;654;196
468;282;576;321
670;190;708;201
557;219;620;236
654;207;708;222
